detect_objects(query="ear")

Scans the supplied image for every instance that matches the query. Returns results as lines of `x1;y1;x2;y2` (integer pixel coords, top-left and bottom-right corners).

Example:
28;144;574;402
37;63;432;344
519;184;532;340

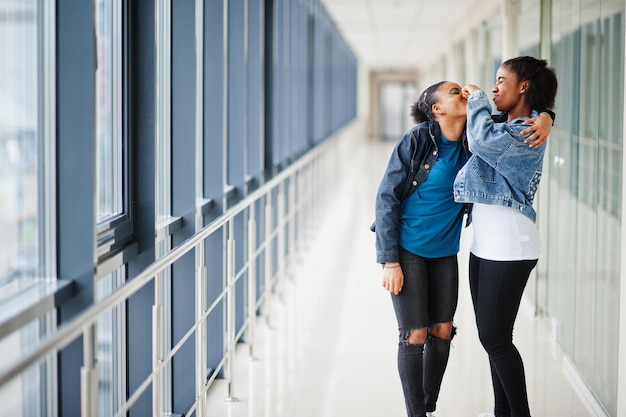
520;80;529;94
432;103;446;116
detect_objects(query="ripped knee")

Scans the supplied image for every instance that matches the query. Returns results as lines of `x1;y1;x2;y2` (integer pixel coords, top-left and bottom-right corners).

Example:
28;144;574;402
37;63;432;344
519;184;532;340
430;322;456;341
403;327;428;345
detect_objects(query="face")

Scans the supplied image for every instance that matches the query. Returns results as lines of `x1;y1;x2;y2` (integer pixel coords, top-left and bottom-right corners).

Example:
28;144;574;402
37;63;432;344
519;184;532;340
492;65;526;112
433;82;467;119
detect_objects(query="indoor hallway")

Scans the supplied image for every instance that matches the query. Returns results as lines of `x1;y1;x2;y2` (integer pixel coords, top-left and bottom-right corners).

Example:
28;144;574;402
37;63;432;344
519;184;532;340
204;122;595;417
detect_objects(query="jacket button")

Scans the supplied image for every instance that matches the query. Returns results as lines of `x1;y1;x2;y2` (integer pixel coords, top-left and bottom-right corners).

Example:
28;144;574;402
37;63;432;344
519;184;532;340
424;164;430;169
412;180;418;186
433;151;437;155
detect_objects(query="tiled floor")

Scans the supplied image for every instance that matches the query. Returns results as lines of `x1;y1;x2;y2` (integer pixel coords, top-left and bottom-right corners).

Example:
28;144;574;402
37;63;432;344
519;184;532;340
204;126;595;417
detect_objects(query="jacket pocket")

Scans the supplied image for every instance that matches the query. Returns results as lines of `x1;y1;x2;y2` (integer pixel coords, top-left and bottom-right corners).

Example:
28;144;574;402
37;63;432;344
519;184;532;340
471;158;497;183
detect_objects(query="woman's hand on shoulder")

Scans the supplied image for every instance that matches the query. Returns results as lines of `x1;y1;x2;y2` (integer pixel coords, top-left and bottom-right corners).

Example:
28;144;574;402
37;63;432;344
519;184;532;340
521;111;553;147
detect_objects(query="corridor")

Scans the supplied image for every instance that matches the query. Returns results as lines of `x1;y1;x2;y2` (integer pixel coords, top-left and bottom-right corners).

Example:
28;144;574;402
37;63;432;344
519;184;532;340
203;122;593;417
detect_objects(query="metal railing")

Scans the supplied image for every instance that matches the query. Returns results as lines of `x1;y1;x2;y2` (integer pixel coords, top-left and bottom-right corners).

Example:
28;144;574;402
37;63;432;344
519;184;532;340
0;126;348;417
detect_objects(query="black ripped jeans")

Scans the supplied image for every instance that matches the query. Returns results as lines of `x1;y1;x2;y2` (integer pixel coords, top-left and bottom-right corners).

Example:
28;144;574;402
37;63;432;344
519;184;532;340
391;248;459;417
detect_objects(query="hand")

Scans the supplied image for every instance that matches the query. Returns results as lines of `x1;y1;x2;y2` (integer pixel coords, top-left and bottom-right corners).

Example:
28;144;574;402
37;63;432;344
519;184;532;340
462;84;481;98
382;263;404;295
521;112;553;147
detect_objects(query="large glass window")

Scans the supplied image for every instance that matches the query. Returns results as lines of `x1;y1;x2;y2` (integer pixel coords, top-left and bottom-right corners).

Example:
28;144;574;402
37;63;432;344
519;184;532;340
518;0;544;313
95;0;132;260
379;81;415;142
96;269;126;417
96;0;124;223
0;315;54;416
95;1;128;415
518;0;541;56
588;4;622;414
0;0;55;415
155;0;173;412
0;0;40;287
547;1;624;415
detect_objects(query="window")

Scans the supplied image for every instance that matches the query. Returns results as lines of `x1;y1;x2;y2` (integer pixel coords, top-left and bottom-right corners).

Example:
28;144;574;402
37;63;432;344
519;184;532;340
94;1;129;415
0;0;56;415
96;268;126;416
95;0;132;258
0;0;41;288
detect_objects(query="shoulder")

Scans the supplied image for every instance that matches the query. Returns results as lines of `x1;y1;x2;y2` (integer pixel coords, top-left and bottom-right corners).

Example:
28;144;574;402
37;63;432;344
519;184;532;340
399;122;431;148
407;121;430;136
507;110;539;135
395;122;436;160
408;121;438;142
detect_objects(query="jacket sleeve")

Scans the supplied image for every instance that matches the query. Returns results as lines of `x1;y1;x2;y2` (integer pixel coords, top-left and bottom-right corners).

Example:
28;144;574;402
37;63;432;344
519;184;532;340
465;91;532;168
373;132;414;264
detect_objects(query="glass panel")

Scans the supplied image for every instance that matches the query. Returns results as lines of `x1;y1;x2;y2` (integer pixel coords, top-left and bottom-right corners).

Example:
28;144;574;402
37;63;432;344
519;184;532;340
154;0;172;410
94;1;128;413
0;1;54;415
547;0;581;358
593;4;623;415
155;0;171;224
96;269;126;417
573;14;599;384
519;0;541;56
0;0;40;285
95;0;123;223
227;0;245;191
518;0;542;311
379;82;415;142
549;1;623;414
483;14;502;95
0;316;51;416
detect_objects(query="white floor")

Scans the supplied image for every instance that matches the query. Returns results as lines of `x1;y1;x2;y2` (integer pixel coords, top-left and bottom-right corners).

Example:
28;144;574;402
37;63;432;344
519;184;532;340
204;127;595;417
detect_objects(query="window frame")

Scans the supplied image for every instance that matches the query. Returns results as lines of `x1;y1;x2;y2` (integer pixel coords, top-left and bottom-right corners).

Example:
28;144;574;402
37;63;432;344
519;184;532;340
94;0;135;273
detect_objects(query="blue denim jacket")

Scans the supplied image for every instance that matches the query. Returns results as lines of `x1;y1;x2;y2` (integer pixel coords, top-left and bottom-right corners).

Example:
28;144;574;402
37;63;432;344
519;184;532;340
453;90;546;223
372;121;469;264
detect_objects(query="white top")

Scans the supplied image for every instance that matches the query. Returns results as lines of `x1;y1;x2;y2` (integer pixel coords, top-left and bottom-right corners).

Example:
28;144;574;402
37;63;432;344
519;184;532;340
470;203;541;261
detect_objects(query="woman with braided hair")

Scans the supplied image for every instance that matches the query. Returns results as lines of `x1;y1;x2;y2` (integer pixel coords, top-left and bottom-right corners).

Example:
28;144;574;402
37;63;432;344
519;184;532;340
373;78;554;417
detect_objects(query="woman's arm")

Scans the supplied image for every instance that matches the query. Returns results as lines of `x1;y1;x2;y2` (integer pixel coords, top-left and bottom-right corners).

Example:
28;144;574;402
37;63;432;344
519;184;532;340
520;112;553;147
463;83;554;148
462;87;545;169
463;88;514;157
374;133;413;264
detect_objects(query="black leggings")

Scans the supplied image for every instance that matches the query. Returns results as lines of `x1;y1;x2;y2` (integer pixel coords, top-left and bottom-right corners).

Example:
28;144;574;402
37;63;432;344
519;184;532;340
469;253;537;417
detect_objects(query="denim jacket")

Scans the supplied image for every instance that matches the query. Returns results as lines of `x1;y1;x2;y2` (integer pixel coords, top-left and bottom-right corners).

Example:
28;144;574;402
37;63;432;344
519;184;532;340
453;90;546;223
372;121;468;264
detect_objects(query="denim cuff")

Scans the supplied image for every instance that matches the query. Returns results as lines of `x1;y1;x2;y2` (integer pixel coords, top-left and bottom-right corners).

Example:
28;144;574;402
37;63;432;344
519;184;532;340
376;250;399;264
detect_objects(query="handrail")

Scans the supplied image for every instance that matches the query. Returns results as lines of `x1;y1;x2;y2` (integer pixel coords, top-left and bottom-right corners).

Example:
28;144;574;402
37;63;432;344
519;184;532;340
0;127;345;415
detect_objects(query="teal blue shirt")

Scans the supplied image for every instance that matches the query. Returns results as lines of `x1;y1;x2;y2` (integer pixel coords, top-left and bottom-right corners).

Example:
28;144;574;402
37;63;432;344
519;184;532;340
399;134;467;258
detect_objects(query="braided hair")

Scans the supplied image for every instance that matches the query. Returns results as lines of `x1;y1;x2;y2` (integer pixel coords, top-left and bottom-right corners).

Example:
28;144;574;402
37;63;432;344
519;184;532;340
410;81;445;123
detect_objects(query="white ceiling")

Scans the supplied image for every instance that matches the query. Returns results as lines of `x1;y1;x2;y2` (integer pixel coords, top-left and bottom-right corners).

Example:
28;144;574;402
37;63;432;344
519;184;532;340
320;0;481;71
